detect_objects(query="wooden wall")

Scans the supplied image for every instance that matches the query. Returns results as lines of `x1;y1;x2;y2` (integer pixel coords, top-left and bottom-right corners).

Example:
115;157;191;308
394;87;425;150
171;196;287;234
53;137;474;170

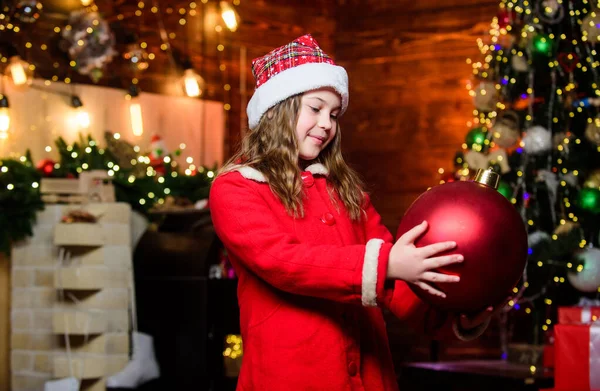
335;0;499;230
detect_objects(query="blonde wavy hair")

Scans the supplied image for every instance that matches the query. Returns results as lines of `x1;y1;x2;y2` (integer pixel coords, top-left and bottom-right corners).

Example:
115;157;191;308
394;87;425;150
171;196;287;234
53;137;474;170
219;94;367;221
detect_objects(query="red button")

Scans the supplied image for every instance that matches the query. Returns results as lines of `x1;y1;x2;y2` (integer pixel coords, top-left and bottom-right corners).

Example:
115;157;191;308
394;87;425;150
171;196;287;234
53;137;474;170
320;212;335;226
301;172;314;187
348;361;357;376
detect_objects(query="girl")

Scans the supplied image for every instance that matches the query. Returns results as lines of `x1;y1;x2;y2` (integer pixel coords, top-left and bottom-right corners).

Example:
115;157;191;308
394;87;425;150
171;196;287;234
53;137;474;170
209;34;497;391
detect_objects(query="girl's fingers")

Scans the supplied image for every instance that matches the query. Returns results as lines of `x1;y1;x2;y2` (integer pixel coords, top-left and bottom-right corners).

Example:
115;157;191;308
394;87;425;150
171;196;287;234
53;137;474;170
398;221;428;245
419;241;457;258
415;281;447;298
423;254;464;270
422;271;460;284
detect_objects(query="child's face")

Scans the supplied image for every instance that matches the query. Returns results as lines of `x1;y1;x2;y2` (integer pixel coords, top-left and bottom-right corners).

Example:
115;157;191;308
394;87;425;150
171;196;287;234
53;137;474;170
296;88;341;162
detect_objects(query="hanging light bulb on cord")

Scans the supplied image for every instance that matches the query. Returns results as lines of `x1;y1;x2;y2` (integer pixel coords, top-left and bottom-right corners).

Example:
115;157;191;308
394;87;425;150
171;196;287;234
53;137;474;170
182;68;206;98
127;85;144;137
220;1;240;32
70;95;90;129
2;44;33;90
81;0;94;6
0;95;10;139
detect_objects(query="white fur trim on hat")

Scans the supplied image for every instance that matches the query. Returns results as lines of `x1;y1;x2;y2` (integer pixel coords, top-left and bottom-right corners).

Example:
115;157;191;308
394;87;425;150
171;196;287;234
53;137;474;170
246;62;349;130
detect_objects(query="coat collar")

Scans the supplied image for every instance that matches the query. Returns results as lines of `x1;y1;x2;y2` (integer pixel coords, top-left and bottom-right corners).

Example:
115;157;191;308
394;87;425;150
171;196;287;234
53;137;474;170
236;163;328;183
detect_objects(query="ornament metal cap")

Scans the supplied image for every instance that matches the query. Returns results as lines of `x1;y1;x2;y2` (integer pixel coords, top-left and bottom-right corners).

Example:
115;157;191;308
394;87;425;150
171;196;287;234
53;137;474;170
474;168;500;189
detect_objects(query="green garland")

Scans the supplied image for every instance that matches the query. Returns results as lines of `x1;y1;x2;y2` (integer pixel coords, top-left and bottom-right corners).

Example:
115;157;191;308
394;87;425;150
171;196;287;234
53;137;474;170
0;152;45;255
0;133;215;254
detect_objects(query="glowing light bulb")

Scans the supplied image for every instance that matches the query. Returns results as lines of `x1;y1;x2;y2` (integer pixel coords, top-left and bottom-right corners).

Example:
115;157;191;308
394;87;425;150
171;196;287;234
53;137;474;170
129;98;144;136
220;2;239;32
182;68;205;98
5;56;33;88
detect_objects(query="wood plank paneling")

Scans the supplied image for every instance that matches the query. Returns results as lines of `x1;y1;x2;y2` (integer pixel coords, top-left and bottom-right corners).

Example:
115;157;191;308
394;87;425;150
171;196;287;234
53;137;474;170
336;0;499;231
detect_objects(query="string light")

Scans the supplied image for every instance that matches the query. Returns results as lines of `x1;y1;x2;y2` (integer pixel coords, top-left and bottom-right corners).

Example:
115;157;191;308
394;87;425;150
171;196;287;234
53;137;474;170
0;95;10;138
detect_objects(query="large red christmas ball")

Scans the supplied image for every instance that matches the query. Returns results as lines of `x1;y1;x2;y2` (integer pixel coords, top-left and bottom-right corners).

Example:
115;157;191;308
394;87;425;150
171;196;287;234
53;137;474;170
396;169;527;313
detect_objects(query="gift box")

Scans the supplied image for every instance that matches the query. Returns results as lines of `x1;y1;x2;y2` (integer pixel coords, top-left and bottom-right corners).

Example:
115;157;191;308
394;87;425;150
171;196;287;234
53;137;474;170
543;328;555;369
543;344;554;369
558;306;600;324
554;323;600;391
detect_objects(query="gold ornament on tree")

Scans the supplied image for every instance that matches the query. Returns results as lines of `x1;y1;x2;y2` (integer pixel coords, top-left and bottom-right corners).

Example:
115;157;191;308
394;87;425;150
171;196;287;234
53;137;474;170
473;81;499;112
582;11;600;44
492;110;521;148
585;116;600;145
554;221;581;236
103;131;146;177
584;169;600;189
518;24;537;48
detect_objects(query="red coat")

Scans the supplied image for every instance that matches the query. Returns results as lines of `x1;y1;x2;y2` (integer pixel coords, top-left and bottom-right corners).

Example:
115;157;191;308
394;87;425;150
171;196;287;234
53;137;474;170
209;163;487;391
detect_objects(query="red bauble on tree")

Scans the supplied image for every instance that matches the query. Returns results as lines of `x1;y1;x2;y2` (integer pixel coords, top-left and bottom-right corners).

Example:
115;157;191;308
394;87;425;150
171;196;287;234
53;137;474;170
497;8;517;29
36;159;56;177
396;169;528;313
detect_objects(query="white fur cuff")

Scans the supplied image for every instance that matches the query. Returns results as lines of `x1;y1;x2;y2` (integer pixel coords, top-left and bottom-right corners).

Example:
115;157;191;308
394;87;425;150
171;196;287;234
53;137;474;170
362;238;384;307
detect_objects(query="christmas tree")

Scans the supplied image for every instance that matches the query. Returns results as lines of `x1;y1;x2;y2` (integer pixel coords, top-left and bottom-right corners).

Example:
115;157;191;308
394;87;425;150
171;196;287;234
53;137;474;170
445;0;600;346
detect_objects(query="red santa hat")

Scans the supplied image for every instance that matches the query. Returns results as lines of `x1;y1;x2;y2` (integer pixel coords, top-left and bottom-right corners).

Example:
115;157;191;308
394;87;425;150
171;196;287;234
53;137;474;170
246;34;349;129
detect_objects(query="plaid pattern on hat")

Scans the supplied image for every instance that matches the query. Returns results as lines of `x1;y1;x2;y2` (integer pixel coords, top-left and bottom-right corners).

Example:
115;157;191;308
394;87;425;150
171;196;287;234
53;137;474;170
246;34;349;129
251;35;335;88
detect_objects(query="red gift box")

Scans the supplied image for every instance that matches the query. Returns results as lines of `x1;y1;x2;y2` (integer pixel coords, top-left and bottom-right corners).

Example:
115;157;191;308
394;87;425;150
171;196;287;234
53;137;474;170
554;323;600;391
558;306;600;324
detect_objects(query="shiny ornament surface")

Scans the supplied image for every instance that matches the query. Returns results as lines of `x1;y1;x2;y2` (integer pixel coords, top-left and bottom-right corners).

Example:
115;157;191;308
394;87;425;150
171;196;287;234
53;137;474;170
537;0;564;24
492;111;521;148
473;82;498;112
12;0;42;23
396;170;528;313
584;169;600;189
582;12;600;44
123;43;150;73
522;125;552;154
497;8;517;29
36;159;55;177
511;54;529;73
585;117;600;146
531;33;554;56
568;248;600;292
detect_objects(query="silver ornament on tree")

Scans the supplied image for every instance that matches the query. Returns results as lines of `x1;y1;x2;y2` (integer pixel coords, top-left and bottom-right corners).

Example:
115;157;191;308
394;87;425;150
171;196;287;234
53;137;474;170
522;125;552;154
11;0;42;23
492;110;521;148
536;0;564;24
567;248;600;293
511;54;529;72
123;43;150;74
582;11;600;44
585;116;600;145
60;10;117;83
473;81;498;112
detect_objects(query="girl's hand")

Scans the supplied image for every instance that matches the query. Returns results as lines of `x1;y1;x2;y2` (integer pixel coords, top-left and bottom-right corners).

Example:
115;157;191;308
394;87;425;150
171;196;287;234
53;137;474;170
387;220;463;298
